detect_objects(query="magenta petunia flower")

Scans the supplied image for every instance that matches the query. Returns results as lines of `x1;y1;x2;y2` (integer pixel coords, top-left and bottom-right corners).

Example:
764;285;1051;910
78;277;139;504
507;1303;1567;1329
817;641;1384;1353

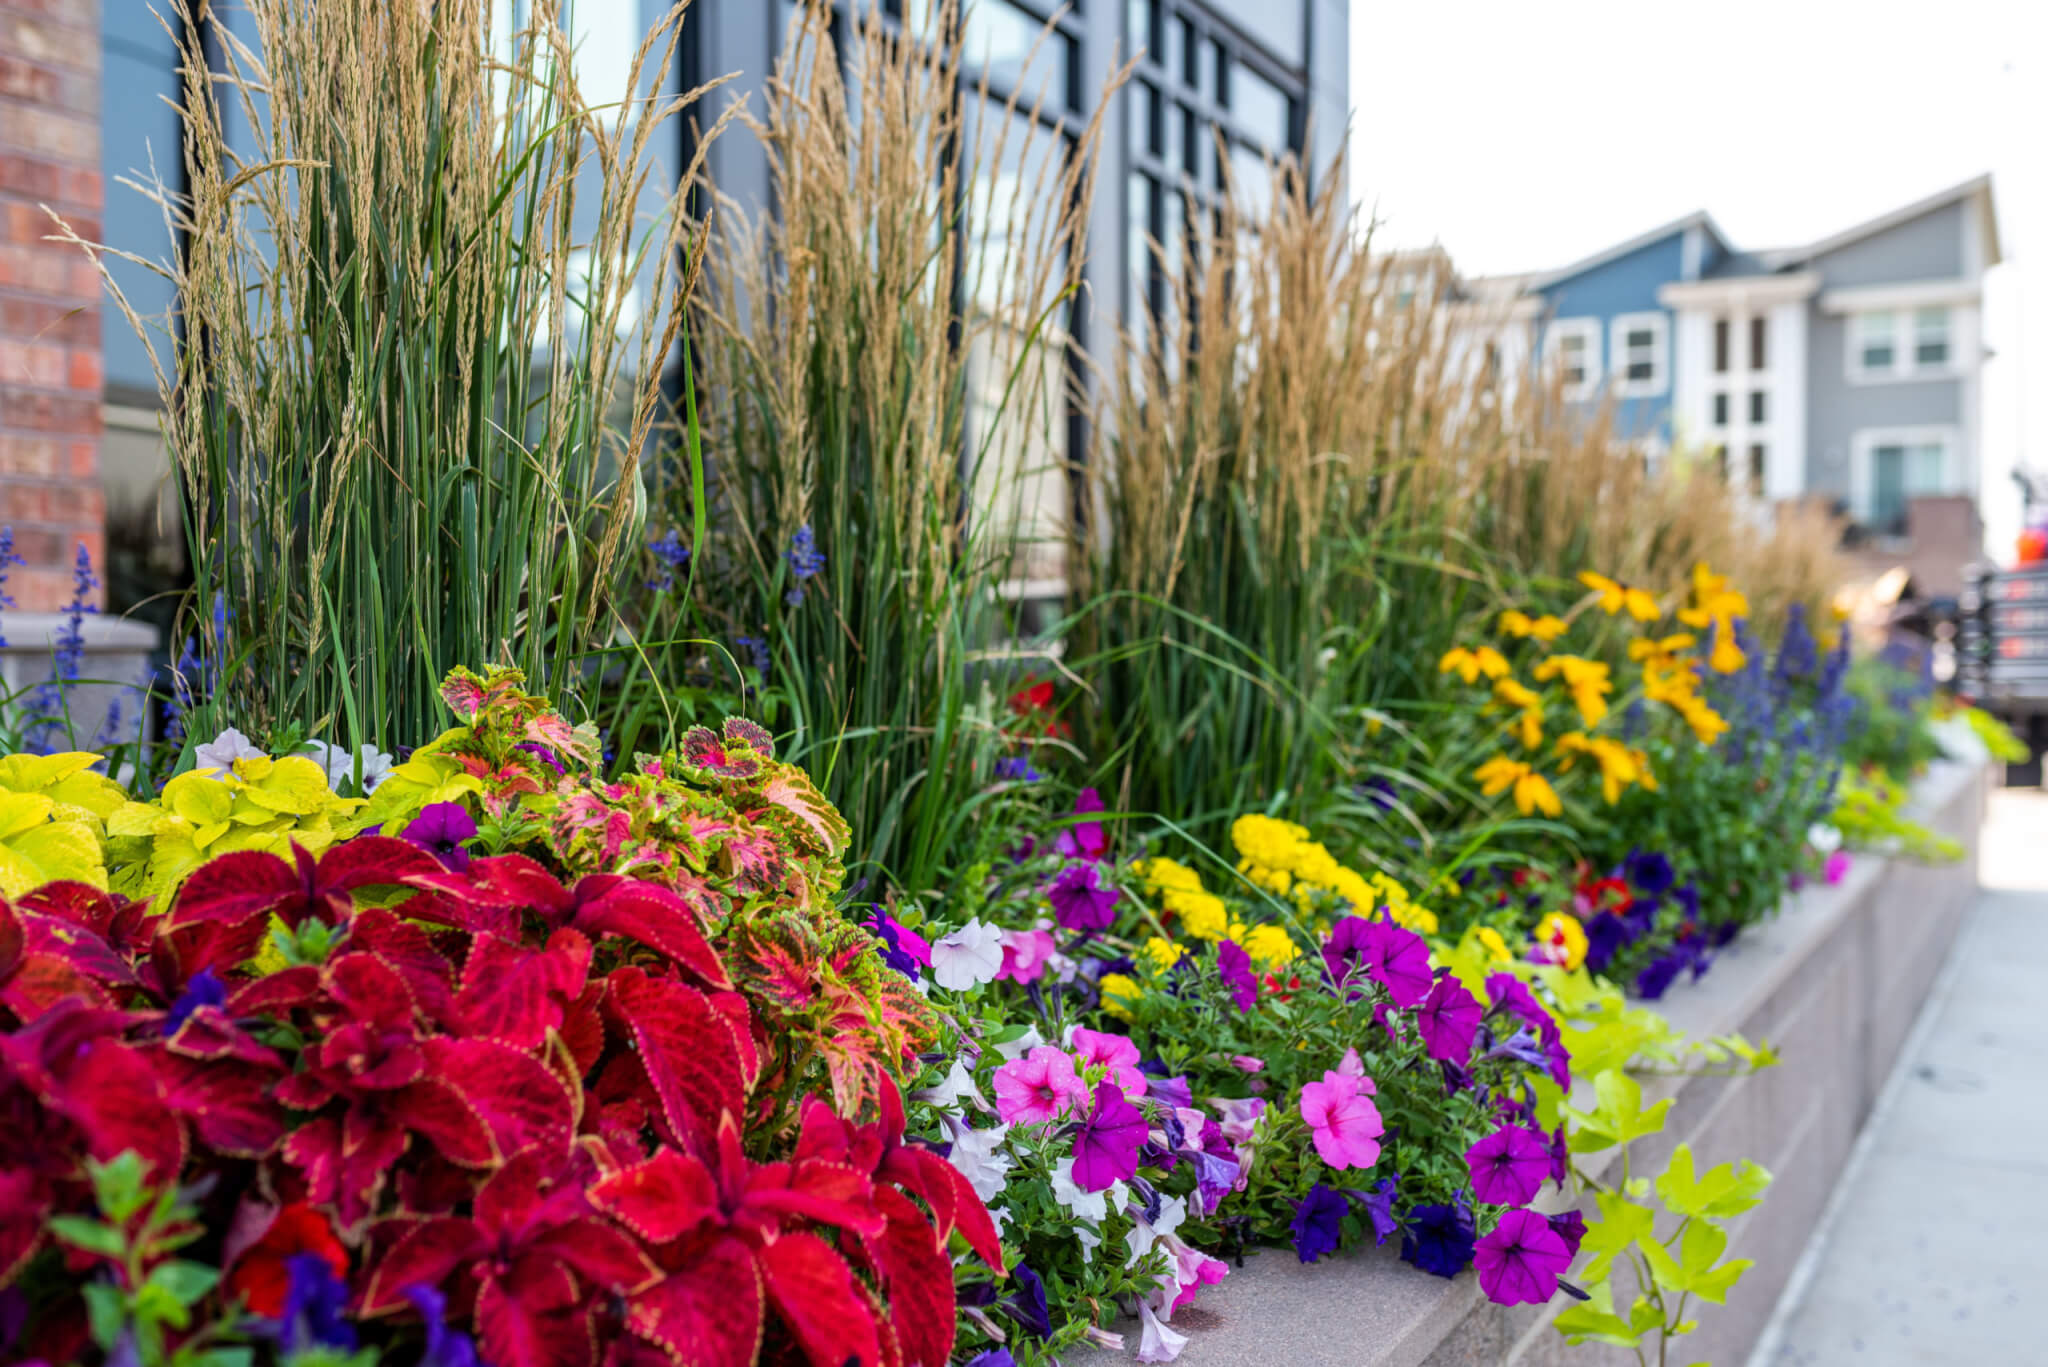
997;927;1057;983
1072;1079;1147;1191
1298;1069;1383;1171
1216;940;1258;1011
1473;1208;1572;1305
1069;1027;1148;1099
1415;974;1484;1062
1326;916;1433;1007
1824;850;1851;884
1054;787;1110;862
1465;1124;1552;1207
1049;862;1120;932
993;1046;1088;1125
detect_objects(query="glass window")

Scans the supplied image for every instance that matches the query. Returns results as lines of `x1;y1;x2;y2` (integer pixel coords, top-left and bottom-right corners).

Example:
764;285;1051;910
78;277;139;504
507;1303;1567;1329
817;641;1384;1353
1869;441;1948;531
1747;444;1766;494
1713;318;1729;373
1177;16;1200;92
1711;393;1729;427
1227;62;1292;148
1557;332;1589;386
1139;82;1164;156
1749;316;1767;370
1748;390;1767;424
1129;0;1160;64
1180;103;1202;176
1227;141;1272;219
1623;327;1656;382
962;100;1070;319
1858;311;1897;372
1915;308;1951;367
1127;171;1156;315
963;2;1071;115
561;0;639;122
1223;0;1305;66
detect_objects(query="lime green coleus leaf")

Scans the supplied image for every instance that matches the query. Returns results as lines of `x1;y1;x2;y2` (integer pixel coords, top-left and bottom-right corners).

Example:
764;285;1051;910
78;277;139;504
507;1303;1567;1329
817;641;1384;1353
1678;1220;1753;1304
1553;1281;1662;1348
1577;1188;1657;1284
1565;1069;1673;1152
1655;1144;1773;1219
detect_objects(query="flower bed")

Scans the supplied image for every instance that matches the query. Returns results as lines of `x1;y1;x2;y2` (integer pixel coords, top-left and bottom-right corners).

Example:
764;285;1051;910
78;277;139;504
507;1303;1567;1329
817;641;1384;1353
1060;759;1985;1367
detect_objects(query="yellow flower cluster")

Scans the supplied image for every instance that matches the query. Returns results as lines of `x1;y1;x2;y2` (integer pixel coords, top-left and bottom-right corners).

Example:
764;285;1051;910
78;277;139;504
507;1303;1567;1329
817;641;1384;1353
1439;644;1509;684
1679;562;1751;674
1533;655;1613;728
1230;814;1438;934
1499;609;1568;643
1554;731;1656;804
1134;856;1232;940
1473;755;1562;817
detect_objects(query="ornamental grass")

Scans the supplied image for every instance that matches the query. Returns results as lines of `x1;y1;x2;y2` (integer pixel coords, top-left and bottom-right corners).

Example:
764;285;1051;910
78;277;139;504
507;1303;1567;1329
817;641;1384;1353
58;0;727;765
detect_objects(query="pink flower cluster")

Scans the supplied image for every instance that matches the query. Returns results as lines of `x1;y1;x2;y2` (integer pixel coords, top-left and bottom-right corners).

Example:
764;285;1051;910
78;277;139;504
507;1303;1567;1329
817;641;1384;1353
992;1027;1145;1125
1297;1049;1384;1171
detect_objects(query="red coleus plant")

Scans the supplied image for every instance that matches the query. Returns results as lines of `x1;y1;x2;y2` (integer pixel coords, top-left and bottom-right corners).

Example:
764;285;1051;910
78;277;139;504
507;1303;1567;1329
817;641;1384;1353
0;830;998;1366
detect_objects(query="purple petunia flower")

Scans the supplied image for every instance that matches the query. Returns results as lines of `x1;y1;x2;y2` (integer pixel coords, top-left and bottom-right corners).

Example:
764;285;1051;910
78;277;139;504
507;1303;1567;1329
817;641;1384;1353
965;1352;1019;1367
1582;912;1636;975
402;802;478;872
1473;1208;1572;1306
863;906;932;980
1003;1264;1053;1339
1358;1173;1400;1246
1415;975;1484;1062
1325;915;1433;1007
1547;1209;1587;1260
1071;1079;1147;1191
1186;1148;1241;1217
1291;1184;1349;1263
514;740;566;775
1635;943;1699;1000
1049;861;1119;932
1216;939;1258;1011
405;1284;480;1367
1466;1124;1551;1207
1054;788;1110;862
164;967;227;1034
993;755;1044;782
1546;1124;1571;1184
277;1253;356;1352
1627;849;1675;896
1400;1197;1476;1279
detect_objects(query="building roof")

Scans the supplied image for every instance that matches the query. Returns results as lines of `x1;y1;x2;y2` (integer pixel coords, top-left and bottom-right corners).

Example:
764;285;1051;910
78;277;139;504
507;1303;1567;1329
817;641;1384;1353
1521;209;1734;291
1760;174;2000;270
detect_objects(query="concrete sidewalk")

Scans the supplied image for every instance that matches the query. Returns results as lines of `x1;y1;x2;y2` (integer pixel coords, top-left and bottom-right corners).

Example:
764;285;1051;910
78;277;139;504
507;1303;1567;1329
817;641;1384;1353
1748;788;2048;1366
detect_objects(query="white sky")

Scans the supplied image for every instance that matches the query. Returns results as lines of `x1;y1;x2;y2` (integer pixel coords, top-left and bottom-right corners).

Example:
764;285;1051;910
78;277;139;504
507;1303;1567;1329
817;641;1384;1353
1347;0;2048;563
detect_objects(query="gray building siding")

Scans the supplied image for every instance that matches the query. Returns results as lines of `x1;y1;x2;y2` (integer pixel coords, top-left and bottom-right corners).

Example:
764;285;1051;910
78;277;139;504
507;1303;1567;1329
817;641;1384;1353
1800;200;1971;502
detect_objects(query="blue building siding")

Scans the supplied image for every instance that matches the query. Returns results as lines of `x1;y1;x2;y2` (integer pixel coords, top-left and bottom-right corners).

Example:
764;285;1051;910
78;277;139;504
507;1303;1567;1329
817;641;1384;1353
1539;232;1690;444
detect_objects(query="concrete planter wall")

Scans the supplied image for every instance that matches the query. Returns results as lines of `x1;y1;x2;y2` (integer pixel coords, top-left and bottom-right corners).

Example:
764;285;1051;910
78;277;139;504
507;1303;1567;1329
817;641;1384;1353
0;613;158;746
1073;761;1989;1367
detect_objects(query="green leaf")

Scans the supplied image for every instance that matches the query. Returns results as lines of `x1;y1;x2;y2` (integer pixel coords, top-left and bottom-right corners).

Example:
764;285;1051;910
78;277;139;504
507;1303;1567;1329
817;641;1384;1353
1564;1070;1673;1152
1577;1189;1656;1284
147;1260;222;1306
1640;1230;1687;1292
83;1282;126;1350
1657;1145;1772;1219
1553;1282;1648;1349
87;1151;149;1221
1680;1220;1752;1304
47;1215;127;1259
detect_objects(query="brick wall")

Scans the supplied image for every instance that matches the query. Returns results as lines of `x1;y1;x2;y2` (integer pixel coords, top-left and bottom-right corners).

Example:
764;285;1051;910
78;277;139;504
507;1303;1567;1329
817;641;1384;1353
0;0;103;612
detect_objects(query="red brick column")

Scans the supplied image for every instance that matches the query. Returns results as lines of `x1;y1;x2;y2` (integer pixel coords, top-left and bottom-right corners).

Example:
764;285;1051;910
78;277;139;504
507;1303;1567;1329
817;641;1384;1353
0;0;103;611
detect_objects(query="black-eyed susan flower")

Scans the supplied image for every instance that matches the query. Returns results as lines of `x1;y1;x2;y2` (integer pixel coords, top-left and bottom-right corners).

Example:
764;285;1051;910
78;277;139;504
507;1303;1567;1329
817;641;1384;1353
1577;570;1660;622
1498;609;1569;644
1440;644;1511;684
1533;654;1613;727
1474;754;1562;816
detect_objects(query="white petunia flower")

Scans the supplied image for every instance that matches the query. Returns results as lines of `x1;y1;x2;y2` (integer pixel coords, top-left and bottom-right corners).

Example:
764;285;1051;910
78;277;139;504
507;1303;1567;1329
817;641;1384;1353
1807;822;1842;854
1125;1193;1187;1266
300;740;396;794
994;1025;1045;1061
915;1058;990;1112
1050;1157;1109;1222
930;918;1005;991
1134;1300;1189;1363
194;727;265;780
942;1117;1013;1203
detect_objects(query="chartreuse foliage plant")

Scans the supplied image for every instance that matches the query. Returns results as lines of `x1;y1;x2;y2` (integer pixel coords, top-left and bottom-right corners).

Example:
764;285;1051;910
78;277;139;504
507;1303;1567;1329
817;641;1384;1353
0;752;128;896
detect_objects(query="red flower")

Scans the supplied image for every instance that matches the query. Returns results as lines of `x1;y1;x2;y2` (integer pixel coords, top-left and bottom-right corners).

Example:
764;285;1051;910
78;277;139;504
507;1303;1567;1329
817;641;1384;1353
224;1203;347;1317
1006;678;1070;739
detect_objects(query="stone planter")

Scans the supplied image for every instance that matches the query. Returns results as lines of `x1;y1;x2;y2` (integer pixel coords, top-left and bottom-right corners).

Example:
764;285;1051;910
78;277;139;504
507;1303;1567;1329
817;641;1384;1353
0;612;159;747
1072;760;1989;1367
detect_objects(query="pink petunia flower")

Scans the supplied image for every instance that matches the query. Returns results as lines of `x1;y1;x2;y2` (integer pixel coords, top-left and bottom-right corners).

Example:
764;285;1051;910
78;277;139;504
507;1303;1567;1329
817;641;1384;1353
993;1045;1088;1125
997;926;1057;983
1070;1027;1148;1099
1298;1069;1384;1171
1824;850;1851;885
1473;1207;1572;1305
1230;1054;1266;1074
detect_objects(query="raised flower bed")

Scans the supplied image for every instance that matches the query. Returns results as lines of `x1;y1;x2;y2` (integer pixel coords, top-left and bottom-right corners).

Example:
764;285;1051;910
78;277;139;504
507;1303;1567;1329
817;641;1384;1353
1067;759;1986;1367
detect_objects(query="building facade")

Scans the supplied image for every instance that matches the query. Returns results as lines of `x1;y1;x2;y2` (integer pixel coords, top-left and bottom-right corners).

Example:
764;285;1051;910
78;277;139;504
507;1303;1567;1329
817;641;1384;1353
1458;177;2001;555
0;0;1349;618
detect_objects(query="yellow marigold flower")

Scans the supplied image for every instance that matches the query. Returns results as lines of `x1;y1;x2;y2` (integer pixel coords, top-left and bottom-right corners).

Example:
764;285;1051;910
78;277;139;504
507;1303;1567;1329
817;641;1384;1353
1242;924;1299;970
1389;902;1439;934
1532;912;1588;971
1141;937;1187;974
1368;870;1411;904
1475;926;1513;963
1240;863;1294;897
1328;867;1375;910
1137;856;1205;894
1474;755;1562;816
1099;972;1142;1022
1171;889;1232;941
1578;571;1660;622
1439;645;1511;685
1231;814;1310;868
